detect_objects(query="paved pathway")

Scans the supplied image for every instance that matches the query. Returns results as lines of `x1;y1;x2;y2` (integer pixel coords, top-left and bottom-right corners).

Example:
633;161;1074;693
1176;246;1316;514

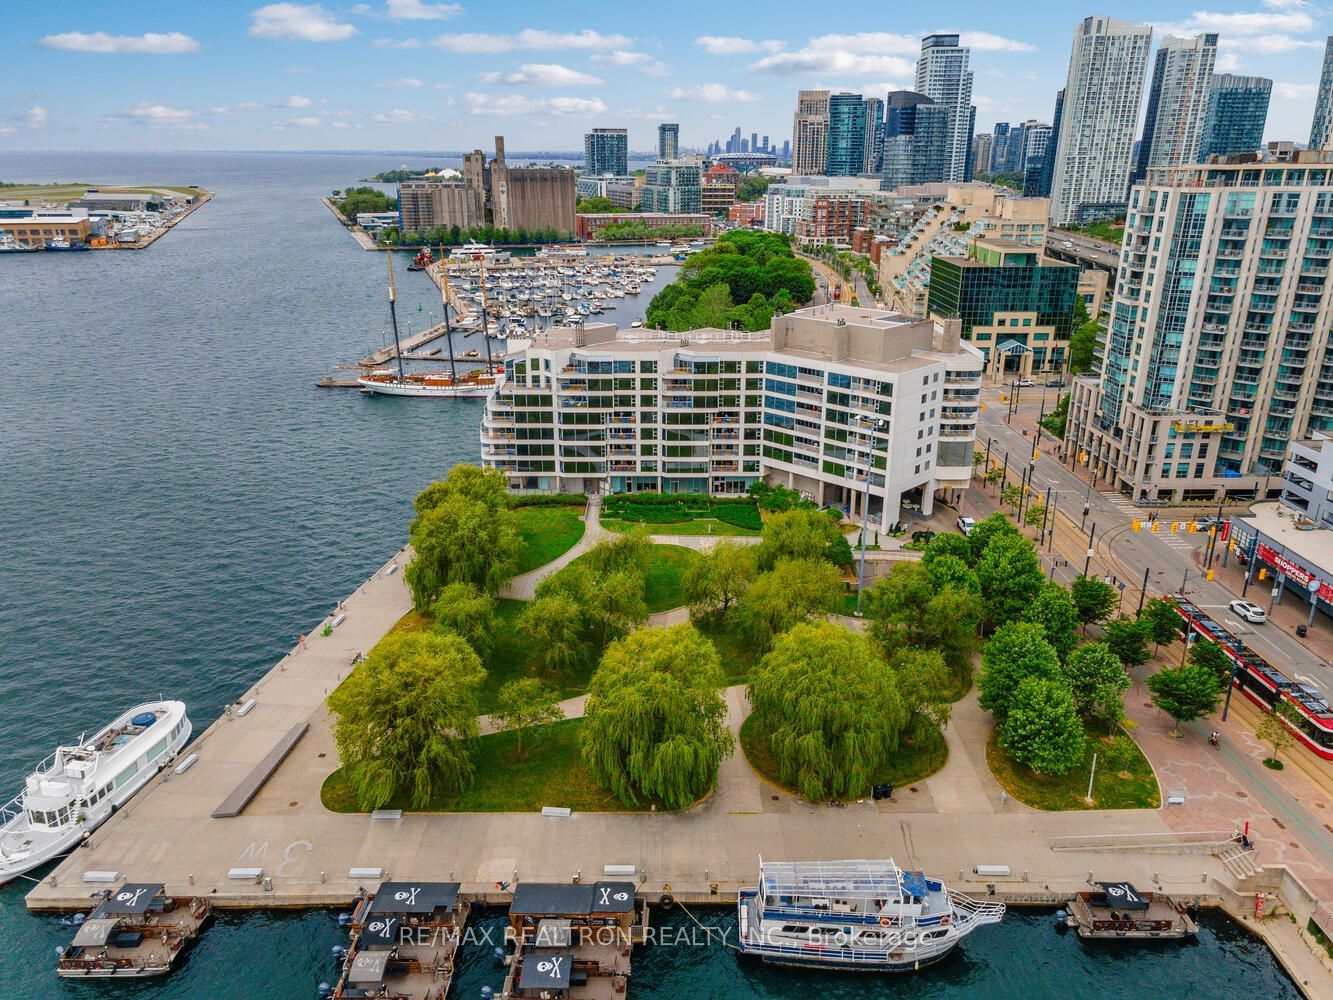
502;498;605;600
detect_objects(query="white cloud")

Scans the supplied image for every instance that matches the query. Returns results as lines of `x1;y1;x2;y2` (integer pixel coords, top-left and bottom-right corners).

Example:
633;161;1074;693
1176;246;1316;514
285;94;313;107
331;121;354;128
666;83;759;103
371;108;433;123
620;106;677;121
591;49;666;74
694;36;783;55
107;102;198;124
1274;81;1318;99
0;126;16;134
249;4;357;42
959;31;1035;53
1154;9;1314;36
24;106;48;128
38;31;200;54
752;50;914;79
479;63;602;85
431;28;630;53
1215;50;1245;72
386;0;462;18
379;77;424;87
274;116;322;127
1223;33;1324;53
283;65;313;73
463;92;607;116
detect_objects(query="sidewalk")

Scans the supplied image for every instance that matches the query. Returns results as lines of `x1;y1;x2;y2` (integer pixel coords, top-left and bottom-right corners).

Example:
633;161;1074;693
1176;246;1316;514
502;497;605;600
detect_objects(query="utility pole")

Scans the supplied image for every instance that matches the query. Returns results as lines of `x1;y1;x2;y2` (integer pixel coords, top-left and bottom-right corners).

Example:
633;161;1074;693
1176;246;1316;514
1137;564;1150;615
1039;485;1053;546
1084;522;1097;577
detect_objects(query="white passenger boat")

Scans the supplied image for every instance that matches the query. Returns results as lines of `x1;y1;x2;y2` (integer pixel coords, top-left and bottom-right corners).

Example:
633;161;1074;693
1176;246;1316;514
0;701;191;885
737;858;1005;972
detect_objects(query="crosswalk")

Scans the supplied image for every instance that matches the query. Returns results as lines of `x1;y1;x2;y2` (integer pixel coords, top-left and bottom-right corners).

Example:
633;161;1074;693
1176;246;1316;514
1100;492;1139;516
1097;493;1206;550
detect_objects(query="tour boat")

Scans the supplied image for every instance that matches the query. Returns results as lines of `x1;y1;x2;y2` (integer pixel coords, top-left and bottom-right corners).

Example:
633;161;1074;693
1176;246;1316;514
57;882;211;978
0;234;38;253
0;701;191;885
45;236;91;251
358;364;504;398
408;248;436;271
737;858;1005;972
1063;882;1199;940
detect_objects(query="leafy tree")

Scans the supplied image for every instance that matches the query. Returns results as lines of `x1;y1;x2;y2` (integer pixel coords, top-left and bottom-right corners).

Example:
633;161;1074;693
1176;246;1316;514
1188;639;1233;687
414;464;512;516
581;624;732;809
1068;296;1101;375
1104;616;1152;669
575;196;631;214
891;648;954;738
1021;583;1079;661
329;630;485;809
694;283;736;328
1148;663;1222;736
864;562;982;676
1001;484;1024;509
967;512;1020;563
492;678;565;757
976;533;1045;627
1140;597;1183;652
922;531;973;566
1256;701;1299;767
519;594;588;675
1062;642;1130;731
1024;504;1047;529
748;622;906;801
585;569;648;646
756;508;852;570
1070;575;1118;631
924;553;979;593
432;582;497;660
684;540;758;620
339;186;396;217
1039;394;1070;438
1000;677;1087;775
748;481;808;512
732;558;843;653
978;621;1061;720
406;494;520;606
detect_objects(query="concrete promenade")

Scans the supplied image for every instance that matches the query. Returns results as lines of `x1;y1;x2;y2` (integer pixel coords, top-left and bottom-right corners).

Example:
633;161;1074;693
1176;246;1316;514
24;528;1333;993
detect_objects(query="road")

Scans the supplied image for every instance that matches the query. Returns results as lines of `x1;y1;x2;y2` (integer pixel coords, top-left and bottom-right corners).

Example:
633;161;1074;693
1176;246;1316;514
1046;229;1120;272
972;384;1333;701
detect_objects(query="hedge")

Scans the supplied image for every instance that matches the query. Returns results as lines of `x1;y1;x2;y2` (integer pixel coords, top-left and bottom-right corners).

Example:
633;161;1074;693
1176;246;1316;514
712;504;763;530
510;493;587;508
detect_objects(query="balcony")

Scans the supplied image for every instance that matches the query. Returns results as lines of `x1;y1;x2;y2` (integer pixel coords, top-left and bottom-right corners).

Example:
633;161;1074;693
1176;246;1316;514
1297;283;1326;294
711;413;739;424
609;461;636;472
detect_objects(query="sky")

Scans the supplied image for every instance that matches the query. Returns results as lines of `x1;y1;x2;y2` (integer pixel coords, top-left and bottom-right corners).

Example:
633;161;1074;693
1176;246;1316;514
2;1;1332;153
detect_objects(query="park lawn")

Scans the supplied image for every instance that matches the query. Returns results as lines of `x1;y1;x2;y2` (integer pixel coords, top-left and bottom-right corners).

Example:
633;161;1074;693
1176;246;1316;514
512;505;586;574
478;599;597;712
601;517;760;537
740;714;948;799
694;617;754;684
641;545;699;612
985;726;1160;811
321;717;649;813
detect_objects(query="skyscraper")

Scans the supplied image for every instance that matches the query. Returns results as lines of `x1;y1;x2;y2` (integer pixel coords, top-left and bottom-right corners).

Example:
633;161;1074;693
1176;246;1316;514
1201;75;1271;159
1312;37;1333;150
1049;16;1153;224
1018;123;1052;173
1133;33;1217;184
1028;90;1065;198
781;139;791;164
762;134;770;153
915;34;975;183
882;91;950;188
971;134;993;178
990;122;1012;174
792;90;832;175
730;126;742;153
827;92;868;176
584;128;628;176
863;97;884;173
657;122;680;162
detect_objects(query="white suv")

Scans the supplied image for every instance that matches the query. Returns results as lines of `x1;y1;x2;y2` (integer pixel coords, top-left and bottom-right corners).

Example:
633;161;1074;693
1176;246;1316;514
957;516;976;536
1228;599;1267;624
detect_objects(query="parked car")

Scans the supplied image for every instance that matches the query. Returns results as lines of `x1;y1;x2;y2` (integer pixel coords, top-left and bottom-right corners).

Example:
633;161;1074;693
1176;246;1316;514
1013;378;1035;387
1228;599;1268;624
1045;377;1065;388
1196;517;1225;530
957;516;976;536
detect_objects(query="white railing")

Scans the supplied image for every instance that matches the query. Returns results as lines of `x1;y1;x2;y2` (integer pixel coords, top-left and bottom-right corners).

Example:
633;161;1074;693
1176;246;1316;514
948;889;1006;927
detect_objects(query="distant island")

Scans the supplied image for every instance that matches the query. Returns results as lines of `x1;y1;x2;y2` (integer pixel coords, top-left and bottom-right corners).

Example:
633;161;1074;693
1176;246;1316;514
362;168;459;183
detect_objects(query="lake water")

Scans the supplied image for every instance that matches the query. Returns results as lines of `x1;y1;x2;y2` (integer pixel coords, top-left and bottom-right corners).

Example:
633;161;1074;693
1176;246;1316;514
0;150;1304;998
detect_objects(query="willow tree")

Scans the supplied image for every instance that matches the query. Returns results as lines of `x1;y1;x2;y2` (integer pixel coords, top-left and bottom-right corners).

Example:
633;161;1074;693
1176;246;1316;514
581;624;732;810
433;581;497;660
329;630;485;810
405;492;520;607
731;558;843;654
747;621;907;801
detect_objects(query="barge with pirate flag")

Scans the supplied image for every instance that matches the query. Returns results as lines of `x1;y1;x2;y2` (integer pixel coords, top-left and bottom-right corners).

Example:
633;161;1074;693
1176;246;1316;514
500;880;646;998
1064;882;1199;940
332;881;471;999
55;882;211;978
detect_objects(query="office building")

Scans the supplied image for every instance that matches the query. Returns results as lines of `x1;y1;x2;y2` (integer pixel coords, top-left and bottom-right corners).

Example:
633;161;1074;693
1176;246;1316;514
1049;16;1153;225
882;91;951;188
927;237;1079;380
1314;38;1333;150
763;175;882;241
1202;75;1272;159
640;160;702;214
915;34;975;183
480;304;983;526
781;139;792;164
1018;123;1052;174
971;135;993;178
1027;91;1065;198
657;123;680;162
1067;153;1333;503
576;174;640;209
1133;34;1218;184
762;135;770;153
701;162;740;215
585;128;629;177
491;137;577;233
792;90;832;175
0;207;96;247
398;176;483;232
863;97;885;174
827;93;869;177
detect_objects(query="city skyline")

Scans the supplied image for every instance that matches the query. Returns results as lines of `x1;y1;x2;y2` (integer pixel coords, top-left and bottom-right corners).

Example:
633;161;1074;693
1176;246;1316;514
4;2;1333;152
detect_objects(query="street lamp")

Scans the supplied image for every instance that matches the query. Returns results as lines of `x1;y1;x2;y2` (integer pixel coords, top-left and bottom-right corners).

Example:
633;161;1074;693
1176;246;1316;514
855;417;889;616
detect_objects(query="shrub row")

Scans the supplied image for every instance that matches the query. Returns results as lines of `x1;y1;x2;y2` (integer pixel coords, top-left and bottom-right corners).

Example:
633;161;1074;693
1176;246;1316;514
712;504;763;530
510;493;587;508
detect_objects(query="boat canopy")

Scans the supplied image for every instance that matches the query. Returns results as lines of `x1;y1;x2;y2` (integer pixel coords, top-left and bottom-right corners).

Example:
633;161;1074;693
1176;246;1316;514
509;881;634;917
71;918;121;948
534;919;573;948
368;881;460;915
103;883;164;914
346;948;391;984
518;949;573;990
1098;883;1150;910
759;859;905;900
360;915;401;948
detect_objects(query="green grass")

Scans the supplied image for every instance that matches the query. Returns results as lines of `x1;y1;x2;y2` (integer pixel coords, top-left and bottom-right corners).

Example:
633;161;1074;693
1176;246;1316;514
740;713;948;799
601;517;759;537
985;726;1160;811
512;505;586;574
640;545;699;612
479;599;597;712
320;717;648;813
694;617;755;684
1074;221;1125;245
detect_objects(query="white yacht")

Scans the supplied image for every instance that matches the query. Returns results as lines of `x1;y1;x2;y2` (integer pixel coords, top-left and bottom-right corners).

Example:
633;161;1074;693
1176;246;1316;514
738;858;1004;972
0;701;191;885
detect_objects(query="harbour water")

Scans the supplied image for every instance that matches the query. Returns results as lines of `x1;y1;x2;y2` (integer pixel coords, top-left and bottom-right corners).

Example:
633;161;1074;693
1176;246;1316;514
0;150;1304;998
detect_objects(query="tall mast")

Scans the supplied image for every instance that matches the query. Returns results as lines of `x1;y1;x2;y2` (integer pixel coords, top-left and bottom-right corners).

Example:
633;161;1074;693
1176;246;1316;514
387;251;405;382
438;246;457;385
479;258;495;370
